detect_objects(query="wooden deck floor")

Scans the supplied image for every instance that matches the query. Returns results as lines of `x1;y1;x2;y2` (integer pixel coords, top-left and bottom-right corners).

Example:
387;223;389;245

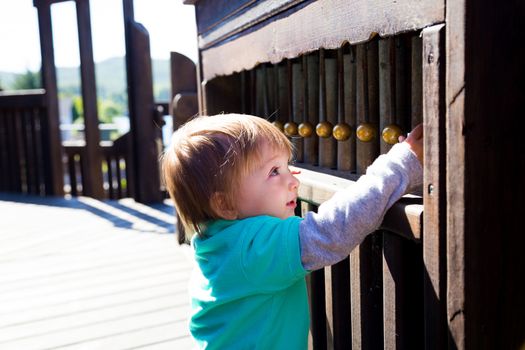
0;193;193;350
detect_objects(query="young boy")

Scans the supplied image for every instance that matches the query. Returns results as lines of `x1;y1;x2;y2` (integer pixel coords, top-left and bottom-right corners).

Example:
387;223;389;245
162;113;423;349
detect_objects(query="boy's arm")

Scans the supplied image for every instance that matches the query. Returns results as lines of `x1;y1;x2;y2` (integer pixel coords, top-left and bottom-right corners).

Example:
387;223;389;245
299;138;423;271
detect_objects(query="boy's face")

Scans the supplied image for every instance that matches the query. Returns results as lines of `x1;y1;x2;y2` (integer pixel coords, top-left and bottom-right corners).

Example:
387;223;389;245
235;142;300;220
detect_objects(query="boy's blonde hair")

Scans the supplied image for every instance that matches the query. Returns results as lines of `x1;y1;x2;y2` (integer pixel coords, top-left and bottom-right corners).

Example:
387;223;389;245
161;114;293;238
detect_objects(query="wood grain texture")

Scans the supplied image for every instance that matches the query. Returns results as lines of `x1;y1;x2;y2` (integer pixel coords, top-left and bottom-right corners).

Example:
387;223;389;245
422;24;446;350
0;194;193;349
199;0;444;80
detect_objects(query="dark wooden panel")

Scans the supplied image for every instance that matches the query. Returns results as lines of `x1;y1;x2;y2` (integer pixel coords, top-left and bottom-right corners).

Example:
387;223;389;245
422;24;447;350
125;20;162;203
303;53;319;165
35;2;64;195
194;0;255;34
202;74;243;116
350;234;383;349
382;232;424;349
198;0;444;80
76;0;104;199
339;46;356;172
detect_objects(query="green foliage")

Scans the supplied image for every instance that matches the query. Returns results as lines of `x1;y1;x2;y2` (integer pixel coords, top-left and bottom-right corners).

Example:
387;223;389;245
71;96;84;122
12;70;42;90
98;99;123;123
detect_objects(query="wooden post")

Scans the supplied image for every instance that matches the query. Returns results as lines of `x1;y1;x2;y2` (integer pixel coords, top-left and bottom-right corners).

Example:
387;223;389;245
76;0;104;199
123;0;162;203
34;1;64;196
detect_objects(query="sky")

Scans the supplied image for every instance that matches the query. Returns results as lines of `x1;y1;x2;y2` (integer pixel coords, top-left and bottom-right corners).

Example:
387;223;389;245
0;0;198;73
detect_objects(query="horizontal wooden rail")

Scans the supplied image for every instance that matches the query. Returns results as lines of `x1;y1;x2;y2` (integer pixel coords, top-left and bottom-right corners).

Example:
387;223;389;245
0;89;46;108
292;165;423;241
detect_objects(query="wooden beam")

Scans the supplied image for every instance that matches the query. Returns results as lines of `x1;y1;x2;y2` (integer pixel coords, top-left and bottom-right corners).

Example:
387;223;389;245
421;23;446;350
35;2;64;196
0;90;46;109
199;0;444;80
76;0;104;199
445;0;466;347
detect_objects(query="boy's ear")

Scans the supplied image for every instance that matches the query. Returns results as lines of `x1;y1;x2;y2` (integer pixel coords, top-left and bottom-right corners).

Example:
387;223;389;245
210;192;237;220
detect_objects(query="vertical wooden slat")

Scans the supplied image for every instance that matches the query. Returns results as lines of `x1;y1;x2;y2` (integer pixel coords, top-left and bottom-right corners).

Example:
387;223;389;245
300;201;327;350
12;110;24;192
350;233;384;349
291;59;304;162
422;24;447;350
331;257;351;349
383;232;424;349
339;46;356;172
76;0;104;199
304;53;319;165
379;38;396;155
395;36;409;130
355;43;379;174
35;2;64;195
0;112;8;191
276;62;290;130
319;50;337;169
33;108;44;195
411;35;423;126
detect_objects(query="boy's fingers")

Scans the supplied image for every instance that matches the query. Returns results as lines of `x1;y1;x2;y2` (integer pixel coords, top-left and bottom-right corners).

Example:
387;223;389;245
409;124;423;140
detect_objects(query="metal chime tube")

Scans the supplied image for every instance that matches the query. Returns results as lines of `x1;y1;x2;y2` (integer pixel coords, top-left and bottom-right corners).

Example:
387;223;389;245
334;47;353;171
317;49;337;168
355;41;380;174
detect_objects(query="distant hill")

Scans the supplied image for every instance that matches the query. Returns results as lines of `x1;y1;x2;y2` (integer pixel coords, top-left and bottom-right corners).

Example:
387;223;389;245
0;56;171;102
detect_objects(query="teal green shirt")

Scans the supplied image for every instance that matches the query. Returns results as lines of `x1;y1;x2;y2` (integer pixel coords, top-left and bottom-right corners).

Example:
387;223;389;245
190;215;308;349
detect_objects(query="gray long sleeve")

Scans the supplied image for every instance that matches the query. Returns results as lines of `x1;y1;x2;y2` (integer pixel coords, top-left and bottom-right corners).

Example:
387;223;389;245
299;143;423;271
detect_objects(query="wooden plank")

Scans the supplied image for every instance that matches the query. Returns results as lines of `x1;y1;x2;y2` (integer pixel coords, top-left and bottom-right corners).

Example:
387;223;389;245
445;0;465;347
319;50;336;169
411;36;423;126
356;43;379;174
461;1;524;348
125;19;163;203
197;0;307;47
0;90;46;108
0;194;193;349
350;234;383;349
35;2;64;195
302;54;319;165
421;24;446;350
330;257;351;349
379;38;395;155
76;0;104;199
291;60;304;162
198;0;444;80
382;232;424;349
339;46;356;172
202;73;243;115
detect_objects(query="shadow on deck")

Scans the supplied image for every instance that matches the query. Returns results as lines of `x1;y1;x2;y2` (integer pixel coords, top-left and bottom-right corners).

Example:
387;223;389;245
0;193;193;350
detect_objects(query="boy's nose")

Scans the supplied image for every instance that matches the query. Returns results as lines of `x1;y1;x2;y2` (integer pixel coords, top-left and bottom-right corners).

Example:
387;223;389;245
290;174;300;190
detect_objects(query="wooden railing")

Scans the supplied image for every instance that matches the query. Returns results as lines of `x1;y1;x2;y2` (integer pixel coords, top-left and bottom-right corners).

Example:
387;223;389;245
0;89;169;201
62;133;132;200
0;89;54;195
294;166;424;349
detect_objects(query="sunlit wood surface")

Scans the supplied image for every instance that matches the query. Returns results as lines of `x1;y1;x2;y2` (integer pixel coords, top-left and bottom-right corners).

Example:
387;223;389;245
0;193;193;350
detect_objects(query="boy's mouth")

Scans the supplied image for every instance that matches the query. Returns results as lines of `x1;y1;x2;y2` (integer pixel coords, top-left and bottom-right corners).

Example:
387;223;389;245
286;199;297;208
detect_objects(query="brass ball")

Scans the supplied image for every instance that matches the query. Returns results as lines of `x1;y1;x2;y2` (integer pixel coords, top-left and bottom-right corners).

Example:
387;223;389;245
284;121;298;136
298;122;314;138
316;121;334;138
356;123;377;142
382;124;403;145
332;123;352;141
272;120;284;132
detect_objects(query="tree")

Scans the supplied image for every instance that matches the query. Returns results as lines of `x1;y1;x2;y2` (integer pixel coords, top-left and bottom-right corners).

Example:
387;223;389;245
12;70;42;90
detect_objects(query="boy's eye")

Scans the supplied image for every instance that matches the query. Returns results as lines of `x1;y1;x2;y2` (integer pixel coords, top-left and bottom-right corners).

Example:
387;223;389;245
269;167;279;177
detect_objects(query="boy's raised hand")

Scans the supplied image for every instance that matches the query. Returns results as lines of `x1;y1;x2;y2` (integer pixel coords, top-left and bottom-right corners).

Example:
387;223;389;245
398;124;423;164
